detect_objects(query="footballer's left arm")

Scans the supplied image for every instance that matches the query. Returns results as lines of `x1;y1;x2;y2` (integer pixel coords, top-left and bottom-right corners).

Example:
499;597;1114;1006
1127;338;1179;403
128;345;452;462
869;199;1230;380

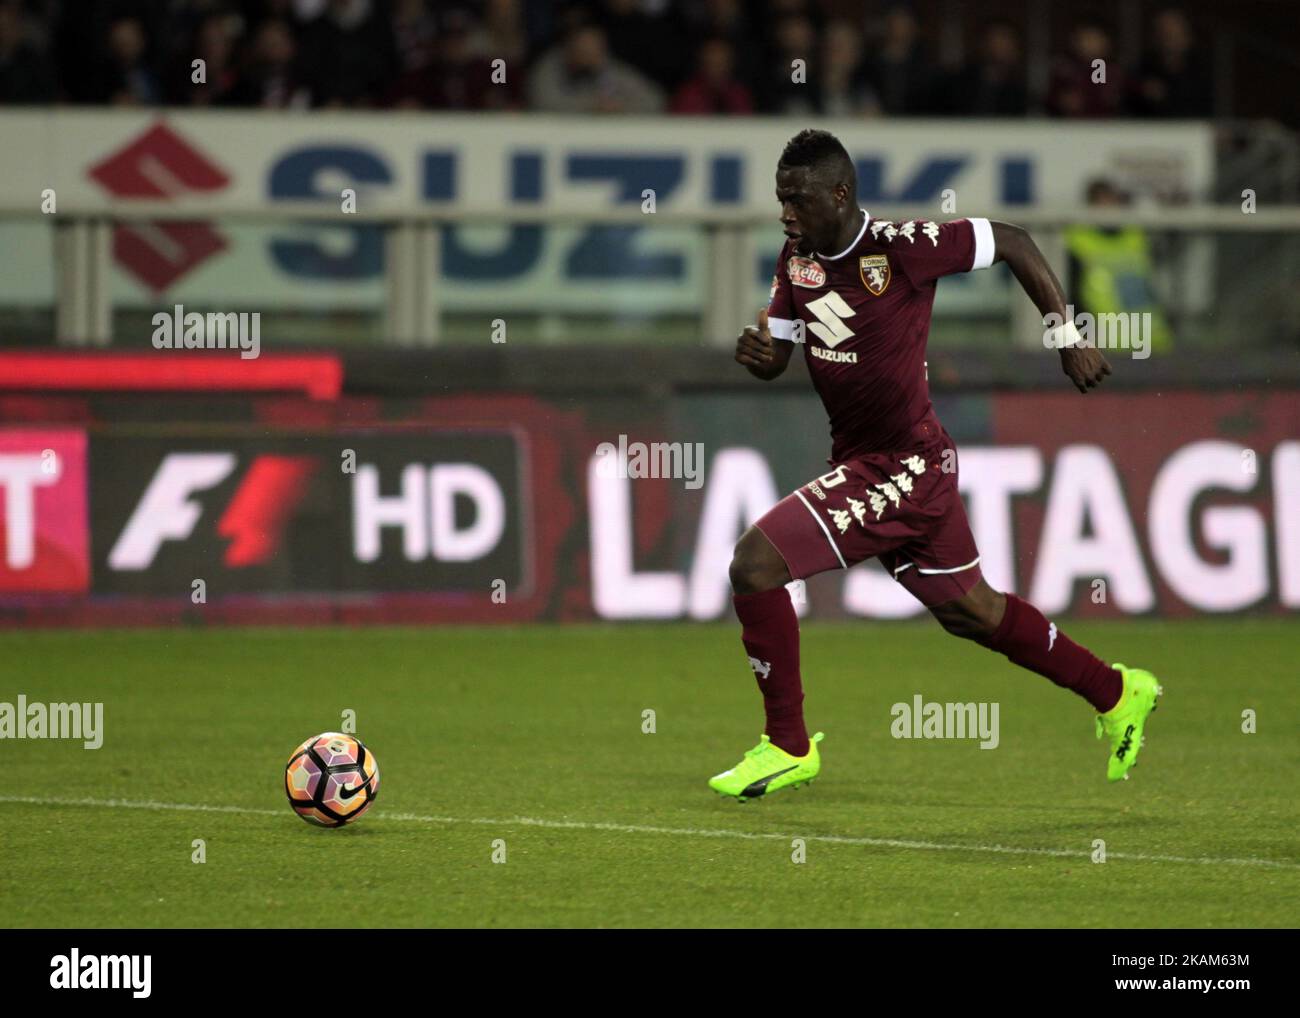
989;220;1111;393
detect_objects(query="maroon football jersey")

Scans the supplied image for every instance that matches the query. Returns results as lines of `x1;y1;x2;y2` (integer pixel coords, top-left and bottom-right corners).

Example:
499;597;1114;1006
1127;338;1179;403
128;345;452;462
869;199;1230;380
767;212;995;462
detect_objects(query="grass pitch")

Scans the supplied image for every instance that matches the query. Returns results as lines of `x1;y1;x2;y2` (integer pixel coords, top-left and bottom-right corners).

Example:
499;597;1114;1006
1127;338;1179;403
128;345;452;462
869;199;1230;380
2;620;1297;928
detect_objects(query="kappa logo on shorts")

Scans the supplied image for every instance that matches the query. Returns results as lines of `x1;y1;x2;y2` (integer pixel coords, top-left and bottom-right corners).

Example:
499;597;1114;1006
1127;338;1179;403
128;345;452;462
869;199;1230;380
807;481;826;500
828;508;852;534
859;254;891;296
787;256;827;288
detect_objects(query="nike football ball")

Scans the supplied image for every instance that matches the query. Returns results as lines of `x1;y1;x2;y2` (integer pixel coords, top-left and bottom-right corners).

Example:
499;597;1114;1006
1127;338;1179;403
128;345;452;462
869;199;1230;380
285;732;380;827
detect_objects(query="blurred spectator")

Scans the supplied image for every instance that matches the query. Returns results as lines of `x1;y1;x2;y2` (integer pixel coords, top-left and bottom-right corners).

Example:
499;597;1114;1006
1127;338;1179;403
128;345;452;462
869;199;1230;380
467;0;527;67
176;13;243;106
681;0;760;86
683;0;757;53
670;36;752;114
230;18;310;107
597;0;685;92
943;19;1028;116
1047;20;1128;118
816;19;878;117
103;16;160;105
869;5;938;115
768;0;817;18
1134;8;1212;117
528;22;663;114
0;1;1266;122
760;14;816;115
384;0;438;105
419;8;512;110
1065;179;1173;351
298;0;395;107
0;0;55;103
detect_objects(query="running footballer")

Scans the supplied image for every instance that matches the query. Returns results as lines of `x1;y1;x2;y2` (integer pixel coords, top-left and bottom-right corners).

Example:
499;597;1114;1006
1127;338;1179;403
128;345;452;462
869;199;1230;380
709;129;1161;800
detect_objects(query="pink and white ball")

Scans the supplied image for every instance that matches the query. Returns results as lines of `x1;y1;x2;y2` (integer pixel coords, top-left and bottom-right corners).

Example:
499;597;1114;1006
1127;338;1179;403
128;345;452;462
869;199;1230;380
285;733;380;827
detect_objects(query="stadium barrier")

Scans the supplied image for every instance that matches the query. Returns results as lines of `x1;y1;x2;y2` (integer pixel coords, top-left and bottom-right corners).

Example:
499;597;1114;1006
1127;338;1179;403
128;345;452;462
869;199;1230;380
2;387;1296;624
7;110;1300;350
2;112;1297;624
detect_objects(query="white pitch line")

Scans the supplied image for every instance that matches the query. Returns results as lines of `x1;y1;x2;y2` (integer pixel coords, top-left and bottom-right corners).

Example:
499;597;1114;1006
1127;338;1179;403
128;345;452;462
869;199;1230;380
2;794;1297;871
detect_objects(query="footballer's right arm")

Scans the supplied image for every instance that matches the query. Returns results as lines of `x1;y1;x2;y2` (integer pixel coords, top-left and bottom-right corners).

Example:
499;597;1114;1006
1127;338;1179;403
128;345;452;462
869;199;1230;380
735;308;794;380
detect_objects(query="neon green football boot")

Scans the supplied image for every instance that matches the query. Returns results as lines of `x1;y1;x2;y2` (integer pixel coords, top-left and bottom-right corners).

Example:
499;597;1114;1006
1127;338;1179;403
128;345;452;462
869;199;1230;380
1096;664;1163;782
709;732;824;800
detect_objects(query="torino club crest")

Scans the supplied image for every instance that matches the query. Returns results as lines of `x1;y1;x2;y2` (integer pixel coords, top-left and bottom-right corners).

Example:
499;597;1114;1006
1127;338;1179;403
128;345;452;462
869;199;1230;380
860;254;891;296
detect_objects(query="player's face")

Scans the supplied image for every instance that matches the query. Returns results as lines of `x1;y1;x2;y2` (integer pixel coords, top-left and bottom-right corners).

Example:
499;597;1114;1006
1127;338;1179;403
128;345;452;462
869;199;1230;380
776;165;845;257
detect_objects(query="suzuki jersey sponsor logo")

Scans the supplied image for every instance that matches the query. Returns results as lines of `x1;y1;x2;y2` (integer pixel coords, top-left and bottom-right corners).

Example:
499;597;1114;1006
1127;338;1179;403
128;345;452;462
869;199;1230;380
809;345;858;363
787;256;827;289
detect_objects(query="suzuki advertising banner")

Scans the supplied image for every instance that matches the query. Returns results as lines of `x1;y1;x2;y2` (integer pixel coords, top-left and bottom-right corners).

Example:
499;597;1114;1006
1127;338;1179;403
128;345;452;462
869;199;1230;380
0;112;1213;316
0;390;1296;625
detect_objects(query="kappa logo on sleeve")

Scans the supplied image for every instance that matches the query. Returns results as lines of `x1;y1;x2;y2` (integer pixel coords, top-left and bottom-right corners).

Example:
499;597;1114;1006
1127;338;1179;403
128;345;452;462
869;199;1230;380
870;220;941;247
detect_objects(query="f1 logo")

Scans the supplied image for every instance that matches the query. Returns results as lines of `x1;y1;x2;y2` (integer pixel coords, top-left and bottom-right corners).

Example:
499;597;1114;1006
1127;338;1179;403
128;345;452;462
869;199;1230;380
108;453;315;570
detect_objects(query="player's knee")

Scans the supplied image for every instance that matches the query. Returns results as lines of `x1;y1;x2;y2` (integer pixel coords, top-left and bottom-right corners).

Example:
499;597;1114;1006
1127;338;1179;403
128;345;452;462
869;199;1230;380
729;527;789;595
931;597;998;641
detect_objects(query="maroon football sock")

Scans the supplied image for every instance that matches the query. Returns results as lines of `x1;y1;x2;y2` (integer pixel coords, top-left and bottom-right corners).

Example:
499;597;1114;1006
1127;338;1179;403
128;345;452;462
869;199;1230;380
733;587;809;756
979;593;1122;712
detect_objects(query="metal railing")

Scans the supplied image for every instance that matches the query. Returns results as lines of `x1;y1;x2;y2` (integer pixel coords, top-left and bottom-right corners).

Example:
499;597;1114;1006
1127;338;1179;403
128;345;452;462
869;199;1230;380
4;201;1299;347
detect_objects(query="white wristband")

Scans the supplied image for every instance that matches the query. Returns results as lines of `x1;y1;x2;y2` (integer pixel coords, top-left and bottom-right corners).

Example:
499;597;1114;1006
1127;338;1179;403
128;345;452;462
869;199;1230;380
1045;321;1084;350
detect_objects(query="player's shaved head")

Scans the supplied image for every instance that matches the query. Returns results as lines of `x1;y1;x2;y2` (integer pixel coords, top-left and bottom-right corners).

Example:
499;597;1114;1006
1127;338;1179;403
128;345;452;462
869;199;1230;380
775;130;861;257
778;129;856;200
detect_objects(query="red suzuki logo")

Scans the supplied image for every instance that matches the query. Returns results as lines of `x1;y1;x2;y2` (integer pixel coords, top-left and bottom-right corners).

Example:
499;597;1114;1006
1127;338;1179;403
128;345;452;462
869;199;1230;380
88;123;231;293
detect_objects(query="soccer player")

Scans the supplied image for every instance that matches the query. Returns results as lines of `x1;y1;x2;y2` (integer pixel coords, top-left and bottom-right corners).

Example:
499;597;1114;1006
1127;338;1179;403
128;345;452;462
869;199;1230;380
710;129;1161;799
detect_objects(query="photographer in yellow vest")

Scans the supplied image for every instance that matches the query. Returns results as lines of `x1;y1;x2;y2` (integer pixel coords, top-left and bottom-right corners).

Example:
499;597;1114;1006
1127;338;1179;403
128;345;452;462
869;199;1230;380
1065;179;1173;354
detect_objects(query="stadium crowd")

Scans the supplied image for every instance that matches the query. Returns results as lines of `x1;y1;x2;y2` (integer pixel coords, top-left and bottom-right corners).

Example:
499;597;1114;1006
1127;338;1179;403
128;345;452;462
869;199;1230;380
0;0;1214;118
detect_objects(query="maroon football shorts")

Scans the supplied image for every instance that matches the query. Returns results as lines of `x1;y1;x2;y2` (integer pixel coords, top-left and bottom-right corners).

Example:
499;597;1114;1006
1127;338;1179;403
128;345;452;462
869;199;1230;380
753;444;983;607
